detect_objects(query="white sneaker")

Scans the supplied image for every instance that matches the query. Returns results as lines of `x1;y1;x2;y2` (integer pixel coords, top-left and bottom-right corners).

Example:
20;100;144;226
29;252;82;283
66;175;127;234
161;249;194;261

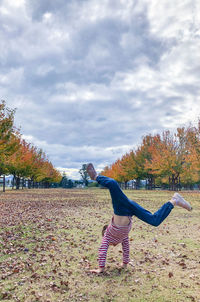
172;193;192;211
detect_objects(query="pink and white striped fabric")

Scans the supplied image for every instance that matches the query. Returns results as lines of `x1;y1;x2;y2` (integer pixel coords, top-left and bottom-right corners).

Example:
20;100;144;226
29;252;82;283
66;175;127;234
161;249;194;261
98;216;132;268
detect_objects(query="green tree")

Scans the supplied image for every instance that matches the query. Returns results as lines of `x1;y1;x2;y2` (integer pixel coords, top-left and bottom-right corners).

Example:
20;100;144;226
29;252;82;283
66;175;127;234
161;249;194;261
79;164;89;186
60;172;73;188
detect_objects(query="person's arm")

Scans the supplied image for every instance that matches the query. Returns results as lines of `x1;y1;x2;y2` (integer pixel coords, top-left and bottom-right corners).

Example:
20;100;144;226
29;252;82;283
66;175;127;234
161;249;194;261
121;236;130;266
98;235;110;270
89;235;110;274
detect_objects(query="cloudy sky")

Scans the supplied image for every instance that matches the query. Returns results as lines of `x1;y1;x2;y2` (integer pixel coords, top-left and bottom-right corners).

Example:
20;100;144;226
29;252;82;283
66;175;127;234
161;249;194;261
1;0;200;179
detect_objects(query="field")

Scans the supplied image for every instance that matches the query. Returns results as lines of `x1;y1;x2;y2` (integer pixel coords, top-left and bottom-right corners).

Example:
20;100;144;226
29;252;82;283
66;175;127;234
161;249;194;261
0;188;200;302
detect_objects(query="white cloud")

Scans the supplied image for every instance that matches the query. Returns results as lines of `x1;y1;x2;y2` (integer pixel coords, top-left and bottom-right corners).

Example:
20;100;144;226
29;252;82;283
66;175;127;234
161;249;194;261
147;0;199;39
54;82;112;103
36;64;54;76
1;0;200;178
9;0;25;8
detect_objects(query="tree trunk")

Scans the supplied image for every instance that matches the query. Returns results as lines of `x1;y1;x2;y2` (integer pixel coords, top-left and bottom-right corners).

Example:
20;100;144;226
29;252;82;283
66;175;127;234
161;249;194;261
135;179;140;190
12;175;16;190
16;177;20;190
3;175;5;192
146;176;155;190
169;174;180;191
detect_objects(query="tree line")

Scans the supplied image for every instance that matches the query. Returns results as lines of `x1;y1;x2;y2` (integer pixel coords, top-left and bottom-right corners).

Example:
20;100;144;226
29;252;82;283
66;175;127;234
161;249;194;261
0;100;62;189
101;123;200;190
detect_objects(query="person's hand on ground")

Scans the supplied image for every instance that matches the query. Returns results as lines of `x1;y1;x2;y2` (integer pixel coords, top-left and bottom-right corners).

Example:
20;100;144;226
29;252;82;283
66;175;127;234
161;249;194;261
89;268;104;274
119;263;128;269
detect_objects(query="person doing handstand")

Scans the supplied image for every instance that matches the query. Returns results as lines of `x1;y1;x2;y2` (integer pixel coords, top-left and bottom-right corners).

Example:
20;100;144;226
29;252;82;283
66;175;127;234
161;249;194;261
86;163;192;274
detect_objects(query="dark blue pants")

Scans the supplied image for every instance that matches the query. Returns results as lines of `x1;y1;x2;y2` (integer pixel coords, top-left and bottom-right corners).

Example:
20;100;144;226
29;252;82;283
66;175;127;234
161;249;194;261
96;175;174;227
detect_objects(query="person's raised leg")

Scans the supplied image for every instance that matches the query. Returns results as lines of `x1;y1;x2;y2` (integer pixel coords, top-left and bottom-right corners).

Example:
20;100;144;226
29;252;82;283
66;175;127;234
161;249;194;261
126;193;192;227
86;163;192;225
127;200;173;226
86;163;131;211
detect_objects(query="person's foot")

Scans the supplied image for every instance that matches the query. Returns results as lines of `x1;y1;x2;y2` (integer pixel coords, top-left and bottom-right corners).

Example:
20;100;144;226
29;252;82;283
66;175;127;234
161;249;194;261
86;163;97;180
172;193;192;211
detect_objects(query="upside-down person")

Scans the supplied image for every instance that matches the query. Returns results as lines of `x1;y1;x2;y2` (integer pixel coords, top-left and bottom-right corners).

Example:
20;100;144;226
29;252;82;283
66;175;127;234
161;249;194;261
86;163;192;274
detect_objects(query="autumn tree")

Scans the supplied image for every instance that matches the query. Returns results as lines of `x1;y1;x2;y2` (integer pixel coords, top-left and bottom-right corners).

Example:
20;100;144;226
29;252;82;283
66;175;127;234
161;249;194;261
119;152;141;188
7;139;62;188
0;101;61;189
7;140;43;188
144;131;186;190
120;152;137;181
102;121;200;190
102;152;139;188
0;101;19;175
102;136;156;189
134;135;157;189
101;165;113;178
39;159;62;184
180;123;200;188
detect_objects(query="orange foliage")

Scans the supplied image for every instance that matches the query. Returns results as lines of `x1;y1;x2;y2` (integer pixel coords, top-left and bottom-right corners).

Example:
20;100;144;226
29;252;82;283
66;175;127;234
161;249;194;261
1;101;61;183
102;122;200;187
